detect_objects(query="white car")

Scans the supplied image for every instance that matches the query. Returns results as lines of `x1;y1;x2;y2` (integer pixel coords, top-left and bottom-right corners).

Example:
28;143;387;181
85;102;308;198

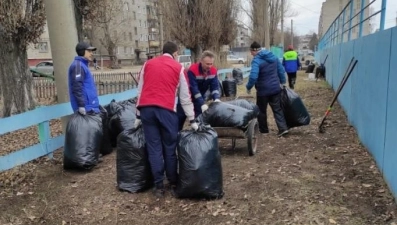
227;55;246;64
177;55;192;69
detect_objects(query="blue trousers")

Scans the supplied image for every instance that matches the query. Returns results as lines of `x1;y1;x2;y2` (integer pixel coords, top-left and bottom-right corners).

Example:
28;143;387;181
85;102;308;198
140;106;179;187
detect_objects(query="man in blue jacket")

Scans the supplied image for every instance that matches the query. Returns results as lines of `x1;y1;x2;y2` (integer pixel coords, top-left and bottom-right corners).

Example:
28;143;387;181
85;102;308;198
68;42;100;115
246;41;289;137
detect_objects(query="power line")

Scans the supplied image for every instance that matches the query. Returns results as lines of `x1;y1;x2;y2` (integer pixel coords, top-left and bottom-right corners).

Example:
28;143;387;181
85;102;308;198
290;1;320;14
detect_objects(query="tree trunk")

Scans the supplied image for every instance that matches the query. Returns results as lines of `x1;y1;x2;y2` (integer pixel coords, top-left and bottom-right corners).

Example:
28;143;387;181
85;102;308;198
0;37;35;117
190;44;202;63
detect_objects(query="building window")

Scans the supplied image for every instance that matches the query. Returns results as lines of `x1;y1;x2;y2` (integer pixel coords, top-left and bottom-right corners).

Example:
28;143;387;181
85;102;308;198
124;32;127;41
144;21;147;28
139;20;142;27
135;40;139;48
129;32;133;41
133;11;136;20
124;46;128;54
130;47;133;55
134;27;138;35
38;42;48;52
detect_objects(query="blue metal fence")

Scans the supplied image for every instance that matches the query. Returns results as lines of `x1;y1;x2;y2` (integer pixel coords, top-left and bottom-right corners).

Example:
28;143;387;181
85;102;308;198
0;67;251;172
316;25;397;199
318;0;388;50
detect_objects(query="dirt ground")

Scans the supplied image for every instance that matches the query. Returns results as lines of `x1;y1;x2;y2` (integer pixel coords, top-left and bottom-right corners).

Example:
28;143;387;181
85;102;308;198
1;72;397;225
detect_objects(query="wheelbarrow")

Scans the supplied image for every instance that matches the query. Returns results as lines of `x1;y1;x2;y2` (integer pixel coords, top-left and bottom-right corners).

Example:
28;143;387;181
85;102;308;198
213;95;259;156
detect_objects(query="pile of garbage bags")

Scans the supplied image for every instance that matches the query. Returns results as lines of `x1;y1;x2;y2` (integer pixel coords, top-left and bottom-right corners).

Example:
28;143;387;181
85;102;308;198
63;98;138;170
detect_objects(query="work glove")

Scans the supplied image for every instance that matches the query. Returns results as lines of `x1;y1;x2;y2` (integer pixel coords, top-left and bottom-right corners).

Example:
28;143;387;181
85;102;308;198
134;119;141;128
201;104;209;113
78;107;86;115
280;84;286;89
214;99;221;103
246;89;251;95
190;122;199;131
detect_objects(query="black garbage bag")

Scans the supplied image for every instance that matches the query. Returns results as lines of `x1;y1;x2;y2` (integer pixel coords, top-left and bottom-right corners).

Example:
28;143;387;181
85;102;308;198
117;127;153;193
104;100;123;119
99;106;113;155
109;104;136;147
201;102;257;128
222;79;237;97
305;64;315;73
63;113;103;170
225;99;260;117
280;88;311;128
176;125;224;199
232;68;244;85
315;64;326;79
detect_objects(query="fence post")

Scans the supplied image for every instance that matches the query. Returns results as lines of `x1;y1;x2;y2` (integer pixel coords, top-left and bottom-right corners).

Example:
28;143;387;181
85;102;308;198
342;7;346;43
348;0;353;41
359;0;365;37
380;0;387;31
38;120;53;159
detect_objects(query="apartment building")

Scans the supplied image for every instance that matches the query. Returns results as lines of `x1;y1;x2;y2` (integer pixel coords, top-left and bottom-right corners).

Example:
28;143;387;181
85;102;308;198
318;0;372;42
26;23;52;66
232;24;250;48
27;0;161;66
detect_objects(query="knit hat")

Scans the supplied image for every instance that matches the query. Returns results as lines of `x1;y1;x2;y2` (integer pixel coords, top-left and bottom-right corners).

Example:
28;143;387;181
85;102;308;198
250;41;261;51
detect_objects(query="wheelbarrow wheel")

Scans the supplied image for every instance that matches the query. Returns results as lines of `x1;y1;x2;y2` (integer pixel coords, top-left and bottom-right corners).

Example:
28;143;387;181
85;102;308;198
246;118;259;156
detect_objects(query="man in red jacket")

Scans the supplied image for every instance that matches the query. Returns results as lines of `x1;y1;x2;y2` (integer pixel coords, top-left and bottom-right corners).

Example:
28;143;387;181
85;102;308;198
134;41;198;198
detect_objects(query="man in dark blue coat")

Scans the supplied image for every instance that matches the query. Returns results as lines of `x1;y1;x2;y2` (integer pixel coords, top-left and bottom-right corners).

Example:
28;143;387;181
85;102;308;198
246;41;289;137
68;42;100;115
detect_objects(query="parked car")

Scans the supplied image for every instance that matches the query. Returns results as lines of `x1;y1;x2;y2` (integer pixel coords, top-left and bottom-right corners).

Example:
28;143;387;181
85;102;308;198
30;61;54;77
177;55;192;69
227;55;246;64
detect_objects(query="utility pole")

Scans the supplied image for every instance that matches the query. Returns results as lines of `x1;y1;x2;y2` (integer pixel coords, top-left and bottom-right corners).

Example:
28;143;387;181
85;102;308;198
291;19;294;46
280;0;285;51
264;0;270;49
43;0;79;132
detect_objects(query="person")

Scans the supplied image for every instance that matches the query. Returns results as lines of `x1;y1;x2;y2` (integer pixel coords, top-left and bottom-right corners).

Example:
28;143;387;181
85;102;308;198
68;42;100;115
282;45;300;89
133;41;198;198
246;41;289;137
176;50;221;131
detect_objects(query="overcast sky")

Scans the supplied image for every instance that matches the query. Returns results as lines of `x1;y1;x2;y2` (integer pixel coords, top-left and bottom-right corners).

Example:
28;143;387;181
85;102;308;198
286;0;397;35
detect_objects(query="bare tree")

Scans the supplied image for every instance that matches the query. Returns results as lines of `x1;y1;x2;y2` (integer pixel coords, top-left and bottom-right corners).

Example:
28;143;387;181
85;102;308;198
308;33;318;51
244;0;297;46
0;0;46;117
84;0;131;68
160;0;238;62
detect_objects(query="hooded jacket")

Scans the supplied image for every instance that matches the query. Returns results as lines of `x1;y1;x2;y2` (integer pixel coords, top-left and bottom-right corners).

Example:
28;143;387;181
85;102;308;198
246;50;286;97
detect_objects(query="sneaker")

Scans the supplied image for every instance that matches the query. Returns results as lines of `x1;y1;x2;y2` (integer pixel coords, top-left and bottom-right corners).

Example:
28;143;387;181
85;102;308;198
278;130;289;137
